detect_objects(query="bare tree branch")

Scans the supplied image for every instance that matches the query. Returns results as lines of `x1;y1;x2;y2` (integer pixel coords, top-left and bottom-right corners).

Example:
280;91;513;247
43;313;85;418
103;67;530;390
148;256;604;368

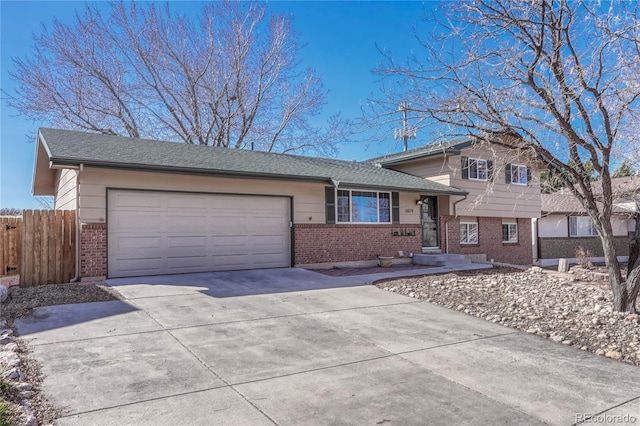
5;0;352;155
370;0;640;312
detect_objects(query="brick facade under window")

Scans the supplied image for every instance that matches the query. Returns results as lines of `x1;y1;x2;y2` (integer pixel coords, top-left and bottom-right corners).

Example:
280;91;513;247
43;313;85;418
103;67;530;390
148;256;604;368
440;216;533;265
80;223;107;278
538;236;629;260
294;224;422;265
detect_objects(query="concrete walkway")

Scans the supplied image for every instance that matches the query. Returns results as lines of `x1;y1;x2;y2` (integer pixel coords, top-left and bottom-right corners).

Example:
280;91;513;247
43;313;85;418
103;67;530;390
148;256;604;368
14;268;640;425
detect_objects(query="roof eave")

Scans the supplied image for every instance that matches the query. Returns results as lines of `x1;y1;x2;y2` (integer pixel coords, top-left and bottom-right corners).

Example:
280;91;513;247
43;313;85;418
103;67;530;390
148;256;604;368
49;158;337;185
32;131;57;196
336;181;468;195
49;158;468;195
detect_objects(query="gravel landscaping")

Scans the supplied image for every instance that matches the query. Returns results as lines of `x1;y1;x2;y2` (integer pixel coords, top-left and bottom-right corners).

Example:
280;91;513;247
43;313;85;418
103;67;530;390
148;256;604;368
0;281;123;426
376;266;640;366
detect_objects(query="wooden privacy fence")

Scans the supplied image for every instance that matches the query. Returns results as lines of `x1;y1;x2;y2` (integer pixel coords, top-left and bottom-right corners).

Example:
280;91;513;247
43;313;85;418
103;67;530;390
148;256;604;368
1;210;76;286
0;216;21;276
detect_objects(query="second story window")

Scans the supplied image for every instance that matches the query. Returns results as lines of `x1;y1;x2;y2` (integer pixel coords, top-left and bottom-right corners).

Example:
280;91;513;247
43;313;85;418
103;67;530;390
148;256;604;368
469;158;488;181
505;163;531;185
461;157;492;181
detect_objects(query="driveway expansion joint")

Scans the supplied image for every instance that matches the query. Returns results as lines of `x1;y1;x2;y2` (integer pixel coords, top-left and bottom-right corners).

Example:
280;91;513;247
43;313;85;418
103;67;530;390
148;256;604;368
571;394;640;426
133;298;281;426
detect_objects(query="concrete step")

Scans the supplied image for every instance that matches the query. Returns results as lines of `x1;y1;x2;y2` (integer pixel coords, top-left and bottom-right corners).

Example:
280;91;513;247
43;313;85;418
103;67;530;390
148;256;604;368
421;247;442;254
412;253;469;267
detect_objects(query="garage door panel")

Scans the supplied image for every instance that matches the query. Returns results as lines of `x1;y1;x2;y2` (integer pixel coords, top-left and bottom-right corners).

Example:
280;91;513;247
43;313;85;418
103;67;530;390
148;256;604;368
166;195;208;210
113;214;163;231
164;214;208;230
112;235;163;250
251;235;287;246
166;256;209;270
166;236;208;248
112;192;163;209
108;191;290;277
117;257;164;273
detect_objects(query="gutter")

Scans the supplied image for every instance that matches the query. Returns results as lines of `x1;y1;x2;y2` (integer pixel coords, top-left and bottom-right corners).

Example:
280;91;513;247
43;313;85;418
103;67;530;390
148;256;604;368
70;163;83;282
453;194;468;217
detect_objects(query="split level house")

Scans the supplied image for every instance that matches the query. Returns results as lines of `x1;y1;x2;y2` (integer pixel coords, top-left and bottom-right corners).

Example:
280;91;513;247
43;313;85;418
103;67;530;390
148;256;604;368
32;128;541;280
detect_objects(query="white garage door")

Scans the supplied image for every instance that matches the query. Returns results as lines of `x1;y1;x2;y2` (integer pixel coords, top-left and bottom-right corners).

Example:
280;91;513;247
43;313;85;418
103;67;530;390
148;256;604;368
107;190;291;278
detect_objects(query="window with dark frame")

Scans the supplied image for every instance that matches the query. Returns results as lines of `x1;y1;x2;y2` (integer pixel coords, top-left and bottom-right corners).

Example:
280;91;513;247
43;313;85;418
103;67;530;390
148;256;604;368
468;158;488;181
511;165;528;185
336;190;391;223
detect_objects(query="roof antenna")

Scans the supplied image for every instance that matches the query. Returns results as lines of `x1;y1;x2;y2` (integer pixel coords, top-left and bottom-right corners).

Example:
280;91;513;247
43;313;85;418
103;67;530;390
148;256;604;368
394;101;417;151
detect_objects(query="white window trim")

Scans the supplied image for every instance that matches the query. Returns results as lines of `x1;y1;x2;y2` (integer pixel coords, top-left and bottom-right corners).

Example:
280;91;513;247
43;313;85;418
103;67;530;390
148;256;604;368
336;189;392;224
511;164;528;186
502;222;518;243
460;222;479;244
569;216;598;237
468;158;489;181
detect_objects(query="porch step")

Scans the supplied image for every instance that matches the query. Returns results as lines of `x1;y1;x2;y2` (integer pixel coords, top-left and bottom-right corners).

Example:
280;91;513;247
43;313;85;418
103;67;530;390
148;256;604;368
421;247;442;254
412;253;470;267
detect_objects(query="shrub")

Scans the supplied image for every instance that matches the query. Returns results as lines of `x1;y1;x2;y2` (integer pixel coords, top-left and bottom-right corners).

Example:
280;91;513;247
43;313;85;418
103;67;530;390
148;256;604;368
574;245;594;269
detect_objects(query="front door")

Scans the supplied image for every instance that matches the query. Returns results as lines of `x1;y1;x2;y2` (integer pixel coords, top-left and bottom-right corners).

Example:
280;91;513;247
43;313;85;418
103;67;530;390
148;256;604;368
421;196;439;248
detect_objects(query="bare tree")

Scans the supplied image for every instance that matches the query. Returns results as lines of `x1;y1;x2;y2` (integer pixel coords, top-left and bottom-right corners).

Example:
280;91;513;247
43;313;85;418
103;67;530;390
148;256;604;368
372;1;640;312
0;208;22;216
6;1;350;155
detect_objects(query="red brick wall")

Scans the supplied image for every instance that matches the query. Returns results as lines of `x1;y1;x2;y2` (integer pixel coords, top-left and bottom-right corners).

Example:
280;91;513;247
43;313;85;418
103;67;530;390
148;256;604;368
294;224;422;265
80;223;107;278
439;216;533;265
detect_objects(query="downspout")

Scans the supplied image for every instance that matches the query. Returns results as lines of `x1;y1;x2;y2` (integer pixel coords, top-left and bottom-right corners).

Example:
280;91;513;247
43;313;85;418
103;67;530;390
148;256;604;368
70;164;83;282
452;194;468;218
448;194;468;255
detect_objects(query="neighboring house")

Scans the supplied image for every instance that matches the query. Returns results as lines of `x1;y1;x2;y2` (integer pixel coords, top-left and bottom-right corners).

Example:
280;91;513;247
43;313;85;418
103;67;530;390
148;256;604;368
536;177;640;267
32;128;468;279
369;138;541;265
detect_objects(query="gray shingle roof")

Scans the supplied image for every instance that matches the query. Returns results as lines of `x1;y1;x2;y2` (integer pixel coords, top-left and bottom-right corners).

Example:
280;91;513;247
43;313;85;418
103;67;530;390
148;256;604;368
367;138;473;165
38;128;467;195
541;177;640;215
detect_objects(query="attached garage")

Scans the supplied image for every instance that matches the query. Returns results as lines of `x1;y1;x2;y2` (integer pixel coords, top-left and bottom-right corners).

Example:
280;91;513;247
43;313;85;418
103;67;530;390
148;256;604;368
34;128;468;279
107;190;291;278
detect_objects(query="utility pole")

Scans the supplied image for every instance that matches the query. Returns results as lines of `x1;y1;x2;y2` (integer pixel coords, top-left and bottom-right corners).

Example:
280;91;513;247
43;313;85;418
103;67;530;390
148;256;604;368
394;101;417;151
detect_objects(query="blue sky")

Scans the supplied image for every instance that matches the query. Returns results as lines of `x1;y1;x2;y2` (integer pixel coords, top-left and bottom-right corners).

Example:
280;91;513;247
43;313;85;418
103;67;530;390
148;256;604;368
0;1;437;209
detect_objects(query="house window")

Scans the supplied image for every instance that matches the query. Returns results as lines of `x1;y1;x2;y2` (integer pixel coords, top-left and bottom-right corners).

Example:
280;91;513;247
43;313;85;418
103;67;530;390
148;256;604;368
569;216;598;237
336;190;391;223
469;158;488;181
511;165;528;185
502;223;518;243
460;222;479;244
505;163;530;185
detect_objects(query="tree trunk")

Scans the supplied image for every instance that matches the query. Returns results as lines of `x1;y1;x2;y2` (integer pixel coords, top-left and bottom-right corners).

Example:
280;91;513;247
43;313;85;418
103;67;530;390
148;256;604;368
628;212;640;270
621;213;640;313
599;226;629;312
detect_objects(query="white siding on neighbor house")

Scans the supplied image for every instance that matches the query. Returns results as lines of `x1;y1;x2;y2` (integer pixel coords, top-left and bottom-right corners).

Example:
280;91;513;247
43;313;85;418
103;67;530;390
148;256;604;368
77;168;424;225
538;214;629;238
391;144;541;219
54;168;77;210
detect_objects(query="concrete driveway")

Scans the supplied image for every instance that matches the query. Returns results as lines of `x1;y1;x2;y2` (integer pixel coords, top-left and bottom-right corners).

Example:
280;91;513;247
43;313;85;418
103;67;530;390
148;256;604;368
14;268;640;425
